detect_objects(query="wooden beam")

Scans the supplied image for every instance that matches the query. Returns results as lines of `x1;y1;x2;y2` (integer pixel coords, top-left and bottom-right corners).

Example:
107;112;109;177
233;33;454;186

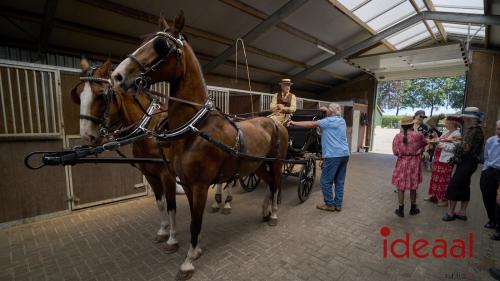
423;0;448;42
39;0;58;53
196;52;332;88
218;0;348;81
409;0;438;42
76;0;348;81
219;0;340;52
327;0;397;51
203;0;309;73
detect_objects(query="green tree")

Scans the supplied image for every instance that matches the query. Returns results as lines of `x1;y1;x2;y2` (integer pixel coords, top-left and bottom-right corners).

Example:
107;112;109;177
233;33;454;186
403;76;464;116
444;76;466;109
377;80;406;116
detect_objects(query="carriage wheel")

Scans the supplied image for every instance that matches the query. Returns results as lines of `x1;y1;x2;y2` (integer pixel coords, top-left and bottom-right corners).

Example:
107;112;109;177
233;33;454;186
297;158;316;203
239;173;260;192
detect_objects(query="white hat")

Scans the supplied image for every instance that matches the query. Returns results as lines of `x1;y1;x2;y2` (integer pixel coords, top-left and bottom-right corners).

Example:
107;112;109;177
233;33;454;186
279;78;293;85
461;107;484;119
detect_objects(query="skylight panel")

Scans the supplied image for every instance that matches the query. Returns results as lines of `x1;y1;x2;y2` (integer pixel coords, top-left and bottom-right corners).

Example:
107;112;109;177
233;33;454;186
369;1;416;32
387;22;429;46
353;0;406;22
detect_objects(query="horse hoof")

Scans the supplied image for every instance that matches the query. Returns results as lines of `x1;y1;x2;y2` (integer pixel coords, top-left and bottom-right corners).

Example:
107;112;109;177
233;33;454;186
209;207;220;213
268;218;278;226
221;208;231;215
262;213;271;222
164;243;179;254
176;270;194;281
153;234;169;243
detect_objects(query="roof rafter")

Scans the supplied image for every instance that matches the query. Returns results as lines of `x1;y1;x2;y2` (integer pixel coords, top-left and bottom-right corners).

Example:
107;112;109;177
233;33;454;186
202;0;309;73
292;11;500;80
424;0;448;42
409;0;438;43
218;0;348;80
75;0;344;84
327;0;397;51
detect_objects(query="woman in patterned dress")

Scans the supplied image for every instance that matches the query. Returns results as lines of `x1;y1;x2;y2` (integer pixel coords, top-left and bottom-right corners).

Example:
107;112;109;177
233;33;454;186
425;116;462;206
392;116;429;217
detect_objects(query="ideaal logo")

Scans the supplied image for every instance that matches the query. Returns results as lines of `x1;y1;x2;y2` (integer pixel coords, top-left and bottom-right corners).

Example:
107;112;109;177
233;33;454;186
380;226;473;259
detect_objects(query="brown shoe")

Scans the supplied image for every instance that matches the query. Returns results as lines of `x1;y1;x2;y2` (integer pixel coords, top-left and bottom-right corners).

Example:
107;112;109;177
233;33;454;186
316;204;336;212
335;206;342;212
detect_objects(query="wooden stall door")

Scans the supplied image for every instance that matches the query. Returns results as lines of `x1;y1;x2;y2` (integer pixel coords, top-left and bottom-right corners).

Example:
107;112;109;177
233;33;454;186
67;138;146;209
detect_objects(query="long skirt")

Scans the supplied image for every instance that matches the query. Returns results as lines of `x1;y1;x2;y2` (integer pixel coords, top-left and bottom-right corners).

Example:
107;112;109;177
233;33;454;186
428;148;454;201
446;156;478;202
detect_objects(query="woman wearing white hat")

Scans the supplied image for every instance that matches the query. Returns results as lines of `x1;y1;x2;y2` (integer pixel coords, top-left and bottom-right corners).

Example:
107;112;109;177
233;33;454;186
443;107;485;221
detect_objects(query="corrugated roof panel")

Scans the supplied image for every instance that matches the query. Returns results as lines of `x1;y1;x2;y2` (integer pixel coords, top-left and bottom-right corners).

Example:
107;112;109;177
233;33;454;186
387;22;429;46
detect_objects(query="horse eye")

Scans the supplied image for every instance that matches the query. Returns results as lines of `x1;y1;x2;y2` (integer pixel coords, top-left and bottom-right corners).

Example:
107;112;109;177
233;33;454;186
153;37;170;57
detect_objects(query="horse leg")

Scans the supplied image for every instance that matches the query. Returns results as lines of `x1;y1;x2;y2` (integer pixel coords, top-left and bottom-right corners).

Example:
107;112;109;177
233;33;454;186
209;184;222;213
268;162;283;226
164;173;179;254
221;184;232;215
255;165;273;222
177;185;208;281
146;175;169;243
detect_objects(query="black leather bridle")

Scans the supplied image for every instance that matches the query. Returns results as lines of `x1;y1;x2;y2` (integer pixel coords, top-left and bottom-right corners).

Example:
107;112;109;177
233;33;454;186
127;31;184;89
73;67;120;138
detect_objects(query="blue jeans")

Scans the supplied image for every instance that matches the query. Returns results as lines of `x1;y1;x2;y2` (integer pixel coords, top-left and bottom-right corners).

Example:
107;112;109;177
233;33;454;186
320;156;349;208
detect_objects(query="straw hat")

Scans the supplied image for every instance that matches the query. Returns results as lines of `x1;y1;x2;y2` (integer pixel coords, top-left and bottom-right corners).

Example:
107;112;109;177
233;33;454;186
461;107;484;119
279;78;293;85
400;116;415;126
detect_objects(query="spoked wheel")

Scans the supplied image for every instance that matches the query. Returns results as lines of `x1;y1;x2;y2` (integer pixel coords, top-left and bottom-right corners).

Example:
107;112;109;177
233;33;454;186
239;173;260;192
297;157;316;203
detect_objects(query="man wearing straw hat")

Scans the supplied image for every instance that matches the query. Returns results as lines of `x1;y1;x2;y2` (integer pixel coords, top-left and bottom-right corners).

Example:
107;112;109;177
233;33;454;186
269;78;297;124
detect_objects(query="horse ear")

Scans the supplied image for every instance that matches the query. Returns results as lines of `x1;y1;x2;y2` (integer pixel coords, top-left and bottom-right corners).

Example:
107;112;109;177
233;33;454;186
97;60;113;77
173;10;185;33
159;16;169;31
80;57;90;72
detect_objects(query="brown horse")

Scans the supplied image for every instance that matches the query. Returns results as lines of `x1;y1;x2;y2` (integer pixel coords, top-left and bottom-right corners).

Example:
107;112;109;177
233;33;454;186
111;12;288;280
72;58;181;252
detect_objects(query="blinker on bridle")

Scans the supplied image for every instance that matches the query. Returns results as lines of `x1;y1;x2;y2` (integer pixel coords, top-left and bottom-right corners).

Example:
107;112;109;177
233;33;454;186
77;67;118;138
127;31;184;89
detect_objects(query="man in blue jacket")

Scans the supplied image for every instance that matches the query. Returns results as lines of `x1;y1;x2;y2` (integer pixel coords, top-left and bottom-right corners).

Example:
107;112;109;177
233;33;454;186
288;103;350;212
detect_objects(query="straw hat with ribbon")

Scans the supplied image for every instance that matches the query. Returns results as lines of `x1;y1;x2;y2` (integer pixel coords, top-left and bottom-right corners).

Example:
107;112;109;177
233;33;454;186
400;116;416;126
279;78;293;85
461;107;484;120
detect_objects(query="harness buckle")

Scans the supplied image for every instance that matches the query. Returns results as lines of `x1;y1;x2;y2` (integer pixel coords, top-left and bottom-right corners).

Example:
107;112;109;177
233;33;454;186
135;76;149;89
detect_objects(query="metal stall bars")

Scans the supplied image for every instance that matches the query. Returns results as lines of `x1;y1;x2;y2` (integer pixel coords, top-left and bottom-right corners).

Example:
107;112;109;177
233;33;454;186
0;60;63;138
207;86;230;114
0;59;71;224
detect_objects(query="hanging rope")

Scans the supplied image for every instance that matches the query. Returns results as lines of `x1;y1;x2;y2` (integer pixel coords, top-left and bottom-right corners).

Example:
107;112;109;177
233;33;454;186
234;38;255;117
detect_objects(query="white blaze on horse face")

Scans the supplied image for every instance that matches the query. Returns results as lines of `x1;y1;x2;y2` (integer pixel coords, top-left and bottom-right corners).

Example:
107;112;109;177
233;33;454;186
79;82;98;140
112;36;159;91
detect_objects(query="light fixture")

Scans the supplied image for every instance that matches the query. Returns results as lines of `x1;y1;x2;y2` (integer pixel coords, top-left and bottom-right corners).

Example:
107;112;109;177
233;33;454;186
317;44;336;56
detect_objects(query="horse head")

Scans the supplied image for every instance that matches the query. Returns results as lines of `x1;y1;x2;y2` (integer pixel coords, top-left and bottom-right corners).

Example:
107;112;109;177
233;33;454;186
71;58;118;144
112;11;186;93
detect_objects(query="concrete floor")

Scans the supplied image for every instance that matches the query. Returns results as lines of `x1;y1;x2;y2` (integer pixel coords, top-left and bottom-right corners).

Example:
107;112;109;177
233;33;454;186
0;153;499;281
